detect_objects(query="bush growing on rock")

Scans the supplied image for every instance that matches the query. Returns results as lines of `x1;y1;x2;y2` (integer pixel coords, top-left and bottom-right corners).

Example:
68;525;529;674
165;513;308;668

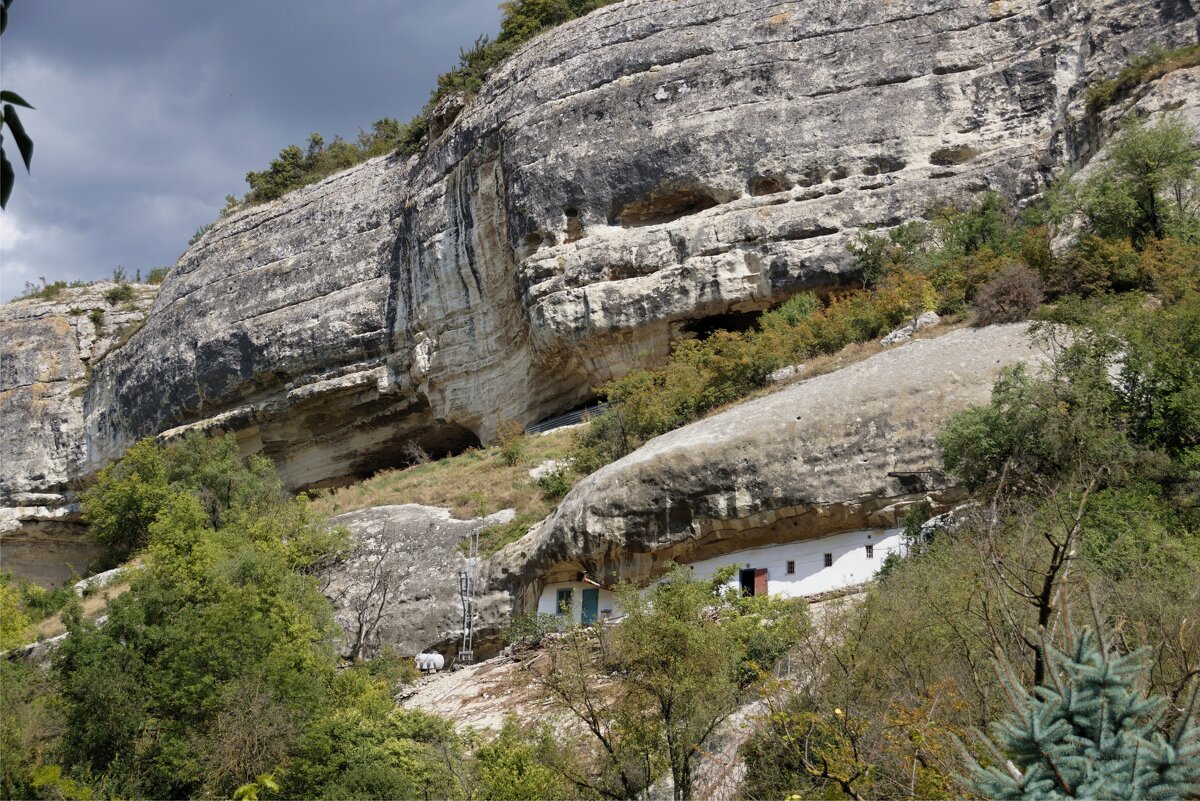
1068;116;1200;247
496;418;528;466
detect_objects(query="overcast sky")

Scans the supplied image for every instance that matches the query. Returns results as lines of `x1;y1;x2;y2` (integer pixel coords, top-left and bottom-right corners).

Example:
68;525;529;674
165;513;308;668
0;1;502;300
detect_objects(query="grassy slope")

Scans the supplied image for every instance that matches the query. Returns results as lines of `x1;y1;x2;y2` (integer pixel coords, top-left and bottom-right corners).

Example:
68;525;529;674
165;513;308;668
310;428;577;521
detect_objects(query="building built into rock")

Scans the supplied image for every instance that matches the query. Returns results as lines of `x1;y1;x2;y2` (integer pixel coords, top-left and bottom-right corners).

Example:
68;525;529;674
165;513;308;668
2;0;1197;661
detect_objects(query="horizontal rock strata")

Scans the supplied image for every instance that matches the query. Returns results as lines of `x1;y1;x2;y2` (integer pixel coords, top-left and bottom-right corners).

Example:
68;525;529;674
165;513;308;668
491;324;1052;606
79;0;1196;493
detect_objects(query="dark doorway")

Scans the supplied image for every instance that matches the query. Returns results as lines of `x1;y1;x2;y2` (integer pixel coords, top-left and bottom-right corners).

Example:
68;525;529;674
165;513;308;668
739;568;769;597
739;569;755;596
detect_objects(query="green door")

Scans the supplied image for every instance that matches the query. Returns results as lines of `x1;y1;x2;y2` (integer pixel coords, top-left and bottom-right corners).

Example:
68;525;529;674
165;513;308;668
581;588;600;625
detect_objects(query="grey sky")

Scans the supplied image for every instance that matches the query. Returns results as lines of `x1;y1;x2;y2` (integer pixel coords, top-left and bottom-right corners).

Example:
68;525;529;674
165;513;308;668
0;1;502;300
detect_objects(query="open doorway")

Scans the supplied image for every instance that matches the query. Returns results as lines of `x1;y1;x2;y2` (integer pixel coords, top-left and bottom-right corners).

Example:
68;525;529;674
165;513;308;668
739;568;768;596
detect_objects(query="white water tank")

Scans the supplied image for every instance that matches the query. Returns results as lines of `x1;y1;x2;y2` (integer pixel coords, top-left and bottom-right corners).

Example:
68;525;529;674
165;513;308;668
415;652;445;672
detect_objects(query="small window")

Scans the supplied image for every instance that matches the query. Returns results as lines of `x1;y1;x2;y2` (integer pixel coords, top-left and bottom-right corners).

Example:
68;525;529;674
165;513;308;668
786;560;796;575
865;544;874;559
555;588;574;615
823;553;833;568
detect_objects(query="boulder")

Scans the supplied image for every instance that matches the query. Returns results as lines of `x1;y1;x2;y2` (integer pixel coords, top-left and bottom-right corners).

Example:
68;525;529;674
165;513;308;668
491;324;1051;603
881;310;941;346
322;504;516;659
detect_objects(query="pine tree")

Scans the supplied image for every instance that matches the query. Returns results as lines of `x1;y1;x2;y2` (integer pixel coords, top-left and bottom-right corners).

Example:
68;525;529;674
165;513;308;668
962;607;1200;800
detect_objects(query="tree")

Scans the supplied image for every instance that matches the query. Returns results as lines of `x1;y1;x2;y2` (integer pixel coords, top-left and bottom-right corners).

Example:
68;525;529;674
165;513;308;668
0;0;35;210
537;565;805;800
1078;116;1199;246
961;603;1200;800
81;438;175;563
82;433;287;564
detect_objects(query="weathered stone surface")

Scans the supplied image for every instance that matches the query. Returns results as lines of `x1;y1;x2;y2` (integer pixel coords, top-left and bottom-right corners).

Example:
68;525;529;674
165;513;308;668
490;324;1051;601
881;311;941;346
75;0;1195;495
323;504;516;659
345;325;1053;657
1;283;157;583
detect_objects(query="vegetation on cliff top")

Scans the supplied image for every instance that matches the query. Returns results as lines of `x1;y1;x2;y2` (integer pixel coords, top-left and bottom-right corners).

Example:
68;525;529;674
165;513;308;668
236;0;620;206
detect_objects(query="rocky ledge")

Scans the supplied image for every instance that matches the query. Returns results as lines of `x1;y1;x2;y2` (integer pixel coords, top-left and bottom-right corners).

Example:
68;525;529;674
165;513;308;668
76;0;1196;493
490;324;1051;602
320;323;1053;657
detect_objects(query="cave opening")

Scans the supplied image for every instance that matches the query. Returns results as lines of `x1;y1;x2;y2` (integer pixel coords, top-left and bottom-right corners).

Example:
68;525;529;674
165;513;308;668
679;309;763;339
613;186;722;227
349;422;483;482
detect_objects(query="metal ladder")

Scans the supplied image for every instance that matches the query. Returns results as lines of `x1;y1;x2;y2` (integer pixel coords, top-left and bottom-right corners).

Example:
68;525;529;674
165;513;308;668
457;527;479;665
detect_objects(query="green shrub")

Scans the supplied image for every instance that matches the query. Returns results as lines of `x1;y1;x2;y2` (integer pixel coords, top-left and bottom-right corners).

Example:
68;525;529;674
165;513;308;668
1067;116;1200;247
103;282;134;305
14;578;74;619
188;223;212;246
87;309;104;329
82;433;285;564
243;120;416;204
1086;43;1200;114
17;279;67;302
238;1;621;206
146;267;169;285
475;512;541;557
535;467;573;501
496;418;527;466
503;611;561;649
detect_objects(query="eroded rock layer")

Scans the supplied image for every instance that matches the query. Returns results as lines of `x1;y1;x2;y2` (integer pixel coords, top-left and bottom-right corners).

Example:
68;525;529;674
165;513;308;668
318;324;1050;657
1;284;158;584
77;0;1195;491
488;324;1051;607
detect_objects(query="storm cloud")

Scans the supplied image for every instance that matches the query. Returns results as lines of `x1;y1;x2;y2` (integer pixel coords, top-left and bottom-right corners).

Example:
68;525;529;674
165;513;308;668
0;1;501;300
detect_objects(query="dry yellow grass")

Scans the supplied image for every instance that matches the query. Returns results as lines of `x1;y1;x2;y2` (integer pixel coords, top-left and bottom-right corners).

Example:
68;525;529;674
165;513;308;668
28;579;132;640
310;427;578;521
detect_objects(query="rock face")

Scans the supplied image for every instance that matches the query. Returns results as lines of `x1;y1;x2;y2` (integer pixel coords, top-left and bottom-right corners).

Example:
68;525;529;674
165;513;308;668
323;505;517;659
74;0;1195;493
326;324;1050;657
1;283;157;585
490;324;1051;611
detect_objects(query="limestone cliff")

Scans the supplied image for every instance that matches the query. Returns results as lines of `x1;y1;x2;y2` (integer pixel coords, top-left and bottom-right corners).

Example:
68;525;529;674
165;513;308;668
78;0;1197;492
0;283;157;584
2;0;1197;589
319;323;1051;658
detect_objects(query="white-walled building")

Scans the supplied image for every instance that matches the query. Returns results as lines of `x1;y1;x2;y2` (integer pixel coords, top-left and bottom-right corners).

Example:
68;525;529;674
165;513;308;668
687;526;902;597
535;581;617;624
534;526;903;625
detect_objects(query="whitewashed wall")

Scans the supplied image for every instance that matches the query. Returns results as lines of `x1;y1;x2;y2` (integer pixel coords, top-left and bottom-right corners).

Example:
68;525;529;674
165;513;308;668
536;527;902;623
685;527;903;598
536;583;616;621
